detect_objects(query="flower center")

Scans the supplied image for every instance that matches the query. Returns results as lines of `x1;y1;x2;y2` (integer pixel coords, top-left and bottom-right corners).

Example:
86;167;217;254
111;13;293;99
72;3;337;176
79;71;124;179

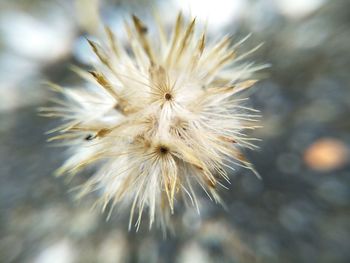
164;93;172;101
159;146;169;155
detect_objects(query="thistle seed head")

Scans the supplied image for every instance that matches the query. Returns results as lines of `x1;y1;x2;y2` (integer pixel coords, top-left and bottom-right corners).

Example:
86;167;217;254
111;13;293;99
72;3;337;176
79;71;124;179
41;12;264;232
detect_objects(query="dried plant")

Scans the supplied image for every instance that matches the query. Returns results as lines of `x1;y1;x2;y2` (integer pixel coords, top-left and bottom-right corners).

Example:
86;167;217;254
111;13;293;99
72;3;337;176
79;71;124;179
41;13;265;231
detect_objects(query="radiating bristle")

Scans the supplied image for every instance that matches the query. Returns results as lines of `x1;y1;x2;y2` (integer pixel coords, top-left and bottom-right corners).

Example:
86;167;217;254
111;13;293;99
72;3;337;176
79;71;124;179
44;12;264;232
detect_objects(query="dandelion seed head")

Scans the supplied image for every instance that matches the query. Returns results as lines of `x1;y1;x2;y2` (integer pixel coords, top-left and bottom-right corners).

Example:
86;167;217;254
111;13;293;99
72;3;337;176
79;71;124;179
42;12;264;232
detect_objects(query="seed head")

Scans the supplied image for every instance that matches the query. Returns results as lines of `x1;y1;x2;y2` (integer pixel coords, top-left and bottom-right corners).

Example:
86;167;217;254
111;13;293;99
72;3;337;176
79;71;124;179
41;12;264;232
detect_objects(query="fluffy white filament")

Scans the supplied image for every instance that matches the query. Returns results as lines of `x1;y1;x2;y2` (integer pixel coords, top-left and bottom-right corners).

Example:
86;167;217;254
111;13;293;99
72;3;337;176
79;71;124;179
41;13;264;231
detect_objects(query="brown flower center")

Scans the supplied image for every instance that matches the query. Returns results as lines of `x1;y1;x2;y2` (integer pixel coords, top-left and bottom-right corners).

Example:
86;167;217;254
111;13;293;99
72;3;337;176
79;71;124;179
164;93;172;101
158;145;169;155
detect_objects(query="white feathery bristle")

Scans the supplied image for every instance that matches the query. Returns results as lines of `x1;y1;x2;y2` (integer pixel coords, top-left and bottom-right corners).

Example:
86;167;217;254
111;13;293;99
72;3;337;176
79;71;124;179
41;12;263;232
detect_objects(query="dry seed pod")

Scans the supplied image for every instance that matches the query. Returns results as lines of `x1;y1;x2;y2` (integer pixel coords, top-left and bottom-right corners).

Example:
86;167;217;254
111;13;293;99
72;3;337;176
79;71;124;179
41;12;264;232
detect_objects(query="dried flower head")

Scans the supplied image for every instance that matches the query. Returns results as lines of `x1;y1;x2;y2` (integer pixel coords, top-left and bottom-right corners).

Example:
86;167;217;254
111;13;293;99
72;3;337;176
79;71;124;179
41;12;264;231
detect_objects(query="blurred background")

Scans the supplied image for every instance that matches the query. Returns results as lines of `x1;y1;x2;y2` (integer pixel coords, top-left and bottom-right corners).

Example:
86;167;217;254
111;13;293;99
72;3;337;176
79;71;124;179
1;0;350;262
